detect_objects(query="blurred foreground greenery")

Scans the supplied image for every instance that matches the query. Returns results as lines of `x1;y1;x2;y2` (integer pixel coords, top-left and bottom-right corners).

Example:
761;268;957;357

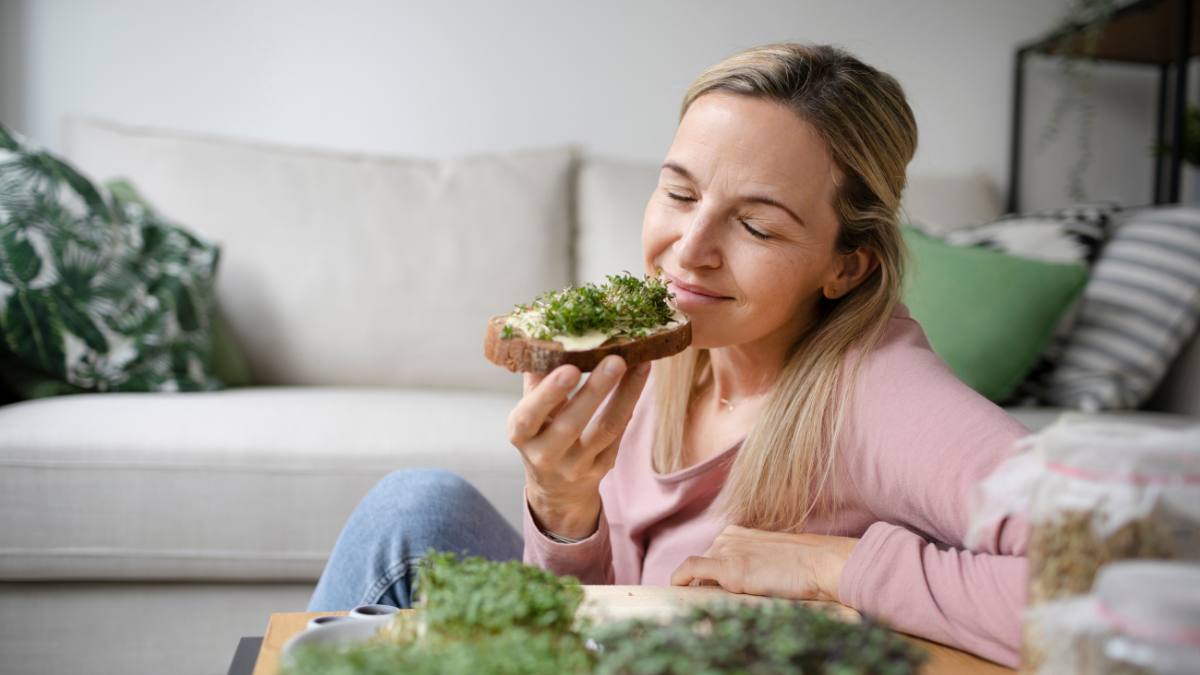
285;551;925;675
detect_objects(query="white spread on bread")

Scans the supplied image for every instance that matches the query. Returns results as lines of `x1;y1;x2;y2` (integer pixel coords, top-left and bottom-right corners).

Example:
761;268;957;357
506;307;687;352
552;331;612;351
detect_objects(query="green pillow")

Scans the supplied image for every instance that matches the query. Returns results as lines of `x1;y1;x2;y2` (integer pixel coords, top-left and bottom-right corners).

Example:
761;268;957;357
0;124;232;395
900;226;1088;402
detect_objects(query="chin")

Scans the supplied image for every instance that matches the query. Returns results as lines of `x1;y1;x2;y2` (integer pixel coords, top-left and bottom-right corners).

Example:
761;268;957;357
683;322;729;350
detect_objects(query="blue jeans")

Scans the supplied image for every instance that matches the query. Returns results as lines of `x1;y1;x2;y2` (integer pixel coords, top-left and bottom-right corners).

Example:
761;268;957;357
307;468;524;610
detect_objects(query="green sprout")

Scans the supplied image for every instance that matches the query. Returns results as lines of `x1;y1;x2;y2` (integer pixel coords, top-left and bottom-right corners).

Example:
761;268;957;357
509;271;676;340
591;602;928;675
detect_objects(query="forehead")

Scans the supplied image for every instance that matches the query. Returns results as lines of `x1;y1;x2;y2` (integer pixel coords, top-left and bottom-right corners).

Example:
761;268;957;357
666;92;840;199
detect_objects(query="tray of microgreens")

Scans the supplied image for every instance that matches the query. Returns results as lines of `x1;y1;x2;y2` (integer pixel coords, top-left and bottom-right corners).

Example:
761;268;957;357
282;552;926;675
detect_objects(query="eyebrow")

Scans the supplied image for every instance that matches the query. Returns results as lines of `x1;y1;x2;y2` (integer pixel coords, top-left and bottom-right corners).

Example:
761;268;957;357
660;161;807;228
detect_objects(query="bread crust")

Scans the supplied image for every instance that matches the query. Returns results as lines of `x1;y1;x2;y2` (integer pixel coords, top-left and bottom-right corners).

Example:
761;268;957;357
483;315;692;373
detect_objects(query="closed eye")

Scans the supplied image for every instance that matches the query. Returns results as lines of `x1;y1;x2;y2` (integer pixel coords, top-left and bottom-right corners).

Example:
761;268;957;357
740;220;769;240
666;191;770;240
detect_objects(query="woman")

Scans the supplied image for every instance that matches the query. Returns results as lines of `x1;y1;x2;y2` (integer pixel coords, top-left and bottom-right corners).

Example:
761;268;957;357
309;43;1029;667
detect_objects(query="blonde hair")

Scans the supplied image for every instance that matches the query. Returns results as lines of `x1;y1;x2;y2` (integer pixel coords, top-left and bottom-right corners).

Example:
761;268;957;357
651;43;917;532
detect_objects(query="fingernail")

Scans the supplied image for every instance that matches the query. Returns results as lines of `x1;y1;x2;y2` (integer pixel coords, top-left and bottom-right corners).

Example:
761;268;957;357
637;361;652;375
603;358;624;375
555;369;574;386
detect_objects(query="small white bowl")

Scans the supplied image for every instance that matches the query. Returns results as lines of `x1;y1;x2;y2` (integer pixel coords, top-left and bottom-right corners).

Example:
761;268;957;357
282;615;393;668
349;603;400;618
305;615;352;630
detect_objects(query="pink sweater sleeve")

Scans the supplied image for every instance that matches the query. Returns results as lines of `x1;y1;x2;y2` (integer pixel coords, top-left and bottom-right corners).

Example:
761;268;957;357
521;489;616;584
836;315;1031;667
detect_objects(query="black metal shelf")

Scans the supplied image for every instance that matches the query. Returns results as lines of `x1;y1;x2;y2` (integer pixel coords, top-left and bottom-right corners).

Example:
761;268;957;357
1008;0;1197;212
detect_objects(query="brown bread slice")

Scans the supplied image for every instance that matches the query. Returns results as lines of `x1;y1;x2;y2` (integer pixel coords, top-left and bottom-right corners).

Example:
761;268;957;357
483;315;692;373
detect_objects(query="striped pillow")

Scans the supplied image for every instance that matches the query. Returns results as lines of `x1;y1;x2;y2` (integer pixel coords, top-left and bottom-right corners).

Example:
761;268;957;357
1039;207;1200;411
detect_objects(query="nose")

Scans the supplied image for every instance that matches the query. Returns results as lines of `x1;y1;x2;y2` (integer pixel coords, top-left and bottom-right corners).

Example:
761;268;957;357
675;208;722;271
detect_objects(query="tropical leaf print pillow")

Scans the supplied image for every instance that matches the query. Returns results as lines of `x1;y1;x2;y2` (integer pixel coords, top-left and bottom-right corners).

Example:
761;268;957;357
0;123;224;393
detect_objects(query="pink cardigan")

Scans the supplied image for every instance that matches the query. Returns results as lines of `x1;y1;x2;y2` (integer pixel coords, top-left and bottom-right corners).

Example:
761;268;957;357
523;304;1031;667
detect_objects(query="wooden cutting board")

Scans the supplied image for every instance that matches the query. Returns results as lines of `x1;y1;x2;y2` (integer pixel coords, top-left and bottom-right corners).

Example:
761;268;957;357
577;585;860;623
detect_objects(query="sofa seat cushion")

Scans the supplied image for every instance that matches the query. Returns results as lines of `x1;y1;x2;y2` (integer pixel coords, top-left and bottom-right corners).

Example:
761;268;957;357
0;387;523;581
1005;406;1197;432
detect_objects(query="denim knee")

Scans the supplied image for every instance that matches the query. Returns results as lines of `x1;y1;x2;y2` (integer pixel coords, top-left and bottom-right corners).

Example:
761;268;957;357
358;468;500;555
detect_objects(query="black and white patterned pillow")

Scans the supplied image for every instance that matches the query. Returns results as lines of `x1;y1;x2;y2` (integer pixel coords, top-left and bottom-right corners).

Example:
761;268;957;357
941;202;1120;266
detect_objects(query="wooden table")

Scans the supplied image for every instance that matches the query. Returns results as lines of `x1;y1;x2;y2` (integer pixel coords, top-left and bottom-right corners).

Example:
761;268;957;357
252;609;1014;675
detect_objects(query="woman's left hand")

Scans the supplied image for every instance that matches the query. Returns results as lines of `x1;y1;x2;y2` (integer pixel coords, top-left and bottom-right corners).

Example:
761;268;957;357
669;525;858;603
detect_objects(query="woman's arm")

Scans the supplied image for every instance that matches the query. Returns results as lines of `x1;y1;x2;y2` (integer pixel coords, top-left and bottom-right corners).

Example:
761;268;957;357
837;522;1026;666
837;317;1031;666
522;488;616;584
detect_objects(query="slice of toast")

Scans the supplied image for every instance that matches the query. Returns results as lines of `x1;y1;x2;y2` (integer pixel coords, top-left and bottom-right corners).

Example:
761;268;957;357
483;315;692;373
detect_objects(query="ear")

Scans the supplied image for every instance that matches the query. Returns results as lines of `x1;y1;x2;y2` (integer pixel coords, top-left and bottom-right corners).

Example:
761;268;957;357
822;247;879;300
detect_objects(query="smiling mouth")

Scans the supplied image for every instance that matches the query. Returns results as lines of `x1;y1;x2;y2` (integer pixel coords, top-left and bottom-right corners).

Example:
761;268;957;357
666;283;733;306
664;274;731;300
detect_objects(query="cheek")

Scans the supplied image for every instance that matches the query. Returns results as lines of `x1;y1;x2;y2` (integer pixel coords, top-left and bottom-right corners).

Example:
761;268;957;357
737;251;815;309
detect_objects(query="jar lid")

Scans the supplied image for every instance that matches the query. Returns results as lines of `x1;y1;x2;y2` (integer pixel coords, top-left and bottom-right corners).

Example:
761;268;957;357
1096;561;1200;644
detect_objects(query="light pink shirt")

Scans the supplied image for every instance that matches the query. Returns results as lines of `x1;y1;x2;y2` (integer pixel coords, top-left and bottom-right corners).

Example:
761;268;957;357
523;304;1031;667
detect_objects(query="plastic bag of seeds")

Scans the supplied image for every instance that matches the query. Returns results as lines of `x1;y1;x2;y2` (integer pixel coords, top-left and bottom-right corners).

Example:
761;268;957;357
1022;561;1200;675
967;416;1200;605
1021;594;1105;674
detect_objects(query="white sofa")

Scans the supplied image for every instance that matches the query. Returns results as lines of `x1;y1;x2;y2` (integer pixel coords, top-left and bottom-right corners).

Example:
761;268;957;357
1;119;1197;675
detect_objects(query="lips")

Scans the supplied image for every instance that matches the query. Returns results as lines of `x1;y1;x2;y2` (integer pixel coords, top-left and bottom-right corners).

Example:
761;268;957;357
663;273;731;299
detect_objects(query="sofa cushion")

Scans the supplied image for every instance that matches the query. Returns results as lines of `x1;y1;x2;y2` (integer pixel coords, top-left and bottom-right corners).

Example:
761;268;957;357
575;156;658;285
1005;407;1198;432
63;118;574;393
0;386;523;581
900;172;1004;234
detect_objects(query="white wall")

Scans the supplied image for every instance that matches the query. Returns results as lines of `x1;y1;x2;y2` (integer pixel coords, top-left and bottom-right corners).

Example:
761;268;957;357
0;0;1170;213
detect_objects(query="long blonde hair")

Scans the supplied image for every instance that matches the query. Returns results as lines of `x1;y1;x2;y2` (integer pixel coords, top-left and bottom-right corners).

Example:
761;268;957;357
651;43;918;532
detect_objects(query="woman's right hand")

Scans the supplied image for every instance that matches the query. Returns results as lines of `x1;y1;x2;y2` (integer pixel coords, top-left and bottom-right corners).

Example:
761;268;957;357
508;354;652;539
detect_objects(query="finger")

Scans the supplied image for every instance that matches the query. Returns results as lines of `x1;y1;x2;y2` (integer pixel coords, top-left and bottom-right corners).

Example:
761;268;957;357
540;355;628;449
509;365;581;446
523;371;548;396
587;361;653;466
670;555;725;587
546;397;568;422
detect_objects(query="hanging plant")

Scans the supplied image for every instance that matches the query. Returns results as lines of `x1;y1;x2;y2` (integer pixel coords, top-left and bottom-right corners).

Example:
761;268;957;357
1035;0;1122;201
1154;103;1200;167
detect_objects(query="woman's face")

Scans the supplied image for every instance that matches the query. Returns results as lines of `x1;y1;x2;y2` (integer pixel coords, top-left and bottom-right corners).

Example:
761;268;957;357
643;91;850;350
